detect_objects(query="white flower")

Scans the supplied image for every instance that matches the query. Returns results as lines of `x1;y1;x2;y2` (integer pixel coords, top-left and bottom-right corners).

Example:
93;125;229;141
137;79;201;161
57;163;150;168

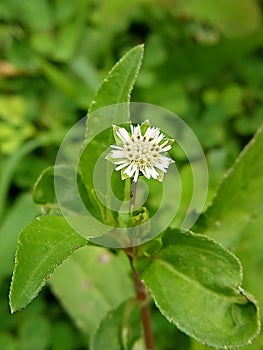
106;122;174;182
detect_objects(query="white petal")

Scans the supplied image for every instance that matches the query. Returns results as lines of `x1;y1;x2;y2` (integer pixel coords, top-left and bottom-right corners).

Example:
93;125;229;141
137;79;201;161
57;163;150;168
162;155;174;164
111;145;124;150
150;128;158;138
160;145;171;152
111;151;126;158
149;166;159;179
160;140;168;147
153;163;167;172
114;159;129;165
155;133;165;144
116;127;130;142
107;123;174;183
133;169;139;182
152;128;161;138
153;156;173;172
141;166;151;179
115;162;129;171
133;125;142;138
124;163;137;178
143;127;151;139
155;157;169;166
145;127;158;141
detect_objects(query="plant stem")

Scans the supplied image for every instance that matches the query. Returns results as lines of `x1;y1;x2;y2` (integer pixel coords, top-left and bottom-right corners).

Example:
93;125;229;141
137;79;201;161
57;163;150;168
127;180;154;349
127;253;155;350
130;180;137;212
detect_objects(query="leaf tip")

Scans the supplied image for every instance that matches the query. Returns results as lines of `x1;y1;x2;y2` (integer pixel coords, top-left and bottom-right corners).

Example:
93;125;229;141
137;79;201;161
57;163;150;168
8;294;17;314
9;305;16;314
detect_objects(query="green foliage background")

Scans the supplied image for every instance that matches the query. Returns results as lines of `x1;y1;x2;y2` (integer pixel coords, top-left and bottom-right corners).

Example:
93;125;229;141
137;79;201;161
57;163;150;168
0;0;263;349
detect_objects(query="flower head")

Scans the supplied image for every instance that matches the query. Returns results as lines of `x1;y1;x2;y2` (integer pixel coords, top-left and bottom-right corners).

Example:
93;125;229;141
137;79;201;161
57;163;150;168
106;121;174;182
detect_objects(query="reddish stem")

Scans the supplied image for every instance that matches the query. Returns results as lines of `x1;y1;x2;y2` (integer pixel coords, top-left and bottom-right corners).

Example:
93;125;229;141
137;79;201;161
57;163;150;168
127;180;155;349
126;250;155;350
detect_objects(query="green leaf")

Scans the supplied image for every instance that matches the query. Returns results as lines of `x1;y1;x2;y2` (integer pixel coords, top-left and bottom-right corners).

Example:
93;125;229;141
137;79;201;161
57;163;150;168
0;193;40;279
32;166;57;206
79;45;144;225
33;165;91;214
234;214;263;321
194;124;263;336
90;299;141;350
135;229;260;348
196;123;263;247
33;165;116;239
88;44;144;114
9;216;86;313
49;247;134;337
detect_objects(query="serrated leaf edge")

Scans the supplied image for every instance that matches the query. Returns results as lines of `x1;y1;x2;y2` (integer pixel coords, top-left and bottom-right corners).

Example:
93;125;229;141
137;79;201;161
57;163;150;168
88;44;144;116
9;217;86;313
140;230;261;348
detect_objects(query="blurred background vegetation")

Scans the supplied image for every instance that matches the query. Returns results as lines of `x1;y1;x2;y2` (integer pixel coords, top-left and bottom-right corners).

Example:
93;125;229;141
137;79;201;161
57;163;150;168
0;0;263;349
